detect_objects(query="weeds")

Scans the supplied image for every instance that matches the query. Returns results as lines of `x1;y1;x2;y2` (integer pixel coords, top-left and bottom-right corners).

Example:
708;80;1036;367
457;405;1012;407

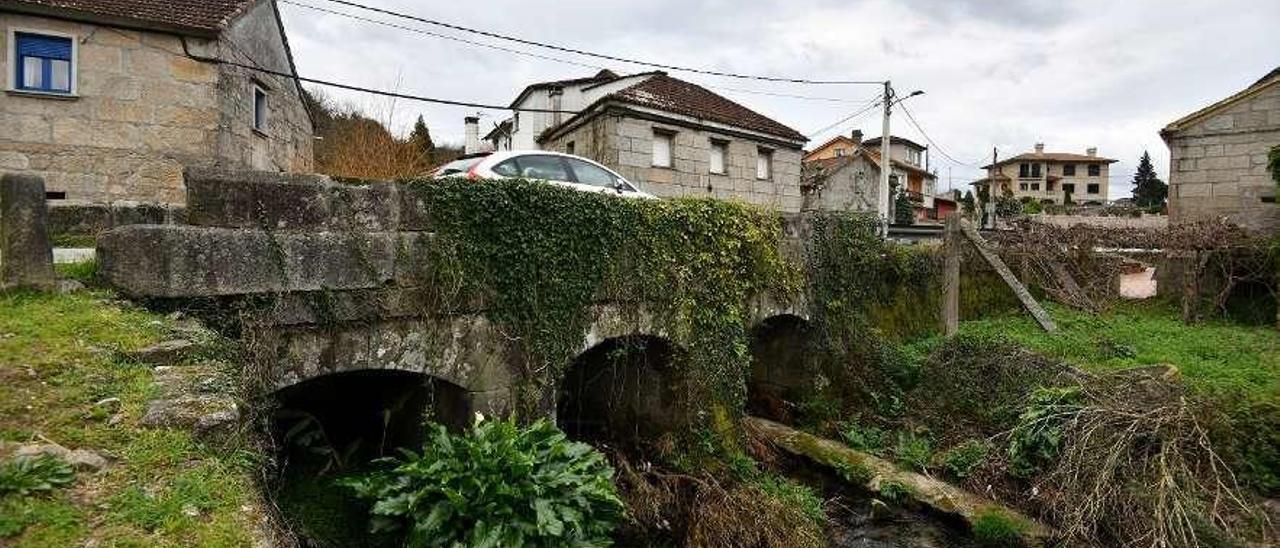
939;439;991;480
971;507;1030;547
838;420;888;455
0;456;75;496
893;431;933;473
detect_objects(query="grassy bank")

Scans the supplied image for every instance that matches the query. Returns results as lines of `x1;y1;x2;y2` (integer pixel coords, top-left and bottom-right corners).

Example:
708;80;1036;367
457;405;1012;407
0;290;263;547
953;300;1280;404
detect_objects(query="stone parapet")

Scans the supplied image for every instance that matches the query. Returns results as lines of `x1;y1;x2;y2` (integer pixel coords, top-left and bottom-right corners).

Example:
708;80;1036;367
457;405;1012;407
1;173;56;289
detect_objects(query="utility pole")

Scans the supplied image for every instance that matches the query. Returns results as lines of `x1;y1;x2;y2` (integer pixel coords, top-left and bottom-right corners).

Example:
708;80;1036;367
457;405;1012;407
985;147;998;228
878;81;893;237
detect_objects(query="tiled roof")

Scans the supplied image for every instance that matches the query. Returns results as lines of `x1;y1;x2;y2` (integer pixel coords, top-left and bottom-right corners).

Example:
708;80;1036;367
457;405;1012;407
608;74;807;142
982;151;1117;169
862;135;926;150
3;0;255;33
802;147;935;178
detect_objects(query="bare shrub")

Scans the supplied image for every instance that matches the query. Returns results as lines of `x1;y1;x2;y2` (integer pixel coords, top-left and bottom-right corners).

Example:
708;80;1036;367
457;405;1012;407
305;87;456;180
1034;369;1270;547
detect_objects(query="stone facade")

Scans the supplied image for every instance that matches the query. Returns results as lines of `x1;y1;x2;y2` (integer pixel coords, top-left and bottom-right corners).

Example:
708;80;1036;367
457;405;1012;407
0;2;312;206
543;111;805;212
1162;77;1279;232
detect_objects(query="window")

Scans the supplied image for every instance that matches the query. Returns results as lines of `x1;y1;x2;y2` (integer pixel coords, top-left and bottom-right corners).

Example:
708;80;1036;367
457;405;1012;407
835;148;845;157
1019;183;1028;191
1046;181;1055;191
652;130;673;167
907;148;922;166
565;141;575;155
1031;163;1041;178
1087;183;1100;194
1019;163;1030;178
252;84;267;133
513;154;571;181
1031;183;1040;191
1063;183;1075;193
565;158;625;189
709;140;727;174
756;148;772;180
1063;164;1076;176
12;32;74;94
491;158;520;177
1088;164;1101;177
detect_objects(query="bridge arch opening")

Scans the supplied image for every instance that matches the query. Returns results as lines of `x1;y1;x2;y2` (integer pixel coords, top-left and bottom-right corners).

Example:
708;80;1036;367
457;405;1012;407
556;335;685;444
268;369;470;546
747;314;816;423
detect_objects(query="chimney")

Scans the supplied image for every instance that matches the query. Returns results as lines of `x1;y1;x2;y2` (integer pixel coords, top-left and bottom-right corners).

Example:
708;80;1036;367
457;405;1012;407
464;116;480;154
850;129;863;145
1086;147;1097;157
1034;143;1045;154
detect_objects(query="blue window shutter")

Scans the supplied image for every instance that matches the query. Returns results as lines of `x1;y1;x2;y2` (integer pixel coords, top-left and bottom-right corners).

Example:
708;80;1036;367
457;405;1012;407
16;33;72;60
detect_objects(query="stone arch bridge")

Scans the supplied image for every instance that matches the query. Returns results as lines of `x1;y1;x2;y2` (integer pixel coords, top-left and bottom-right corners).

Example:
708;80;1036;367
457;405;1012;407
98;169;821;424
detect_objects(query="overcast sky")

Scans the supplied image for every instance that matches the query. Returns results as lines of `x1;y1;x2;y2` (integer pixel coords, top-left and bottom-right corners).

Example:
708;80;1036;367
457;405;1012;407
279;0;1279;197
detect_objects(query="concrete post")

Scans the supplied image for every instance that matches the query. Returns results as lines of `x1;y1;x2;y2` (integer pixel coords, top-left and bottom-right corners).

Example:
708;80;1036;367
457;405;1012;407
942;215;961;336
1;173;56;290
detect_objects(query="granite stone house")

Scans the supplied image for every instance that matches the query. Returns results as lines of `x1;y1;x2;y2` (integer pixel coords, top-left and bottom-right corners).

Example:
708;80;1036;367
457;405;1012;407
801;130;940;220
978;143;1116;205
485;70;808;212
1161;67;1279;231
0;0;313;206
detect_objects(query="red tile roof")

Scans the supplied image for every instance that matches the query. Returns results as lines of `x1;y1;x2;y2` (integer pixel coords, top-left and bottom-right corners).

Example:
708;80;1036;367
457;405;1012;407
607;74;807;142
3;0;256;34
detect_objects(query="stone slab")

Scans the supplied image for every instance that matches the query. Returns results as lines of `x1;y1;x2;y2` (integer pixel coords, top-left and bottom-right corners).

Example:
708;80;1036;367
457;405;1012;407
97;225;430;298
1;173;55;289
184;168;402;231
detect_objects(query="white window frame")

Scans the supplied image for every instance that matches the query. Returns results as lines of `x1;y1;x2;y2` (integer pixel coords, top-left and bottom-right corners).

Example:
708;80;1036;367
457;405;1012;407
652;130;673;168
756;148;773;180
252;82;268;134
709;139;727;174
6;27;79;97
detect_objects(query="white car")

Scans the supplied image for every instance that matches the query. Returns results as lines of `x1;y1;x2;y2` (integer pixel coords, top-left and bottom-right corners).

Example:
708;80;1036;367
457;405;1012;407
431;151;655;199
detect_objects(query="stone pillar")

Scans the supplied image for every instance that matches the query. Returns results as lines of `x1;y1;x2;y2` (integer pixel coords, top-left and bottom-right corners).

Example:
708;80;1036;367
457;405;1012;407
1;174;55;290
942;215;961;335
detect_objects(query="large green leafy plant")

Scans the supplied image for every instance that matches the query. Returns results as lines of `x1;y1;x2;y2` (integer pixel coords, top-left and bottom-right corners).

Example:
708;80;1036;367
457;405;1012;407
343;417;623;547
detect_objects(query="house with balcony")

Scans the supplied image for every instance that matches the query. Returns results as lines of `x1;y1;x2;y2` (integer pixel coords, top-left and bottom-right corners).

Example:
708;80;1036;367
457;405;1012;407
801;130;941;221
981;143;1116;205
476;69;808;212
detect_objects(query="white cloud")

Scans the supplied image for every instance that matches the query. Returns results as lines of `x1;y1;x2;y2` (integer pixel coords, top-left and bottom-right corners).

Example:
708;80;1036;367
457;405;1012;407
278;0;1279;197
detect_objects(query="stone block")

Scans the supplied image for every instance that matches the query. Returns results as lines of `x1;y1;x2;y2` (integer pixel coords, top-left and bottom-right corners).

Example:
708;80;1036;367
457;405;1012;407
265;316;514;393
97;225;414;297
1;174;55;290
185;168;401;231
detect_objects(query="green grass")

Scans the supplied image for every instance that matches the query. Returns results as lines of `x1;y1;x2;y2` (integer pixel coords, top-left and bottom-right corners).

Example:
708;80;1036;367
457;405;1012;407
952;301;1280;404
0;290;261;547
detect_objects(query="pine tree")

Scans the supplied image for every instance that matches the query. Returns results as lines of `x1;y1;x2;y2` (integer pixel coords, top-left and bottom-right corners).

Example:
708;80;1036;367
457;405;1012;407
408;115;435;165
1131;151;1167;208
961;190;976;216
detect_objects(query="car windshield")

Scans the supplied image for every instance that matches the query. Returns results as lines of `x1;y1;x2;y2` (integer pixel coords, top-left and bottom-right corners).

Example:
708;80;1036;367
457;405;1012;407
433;156;484;176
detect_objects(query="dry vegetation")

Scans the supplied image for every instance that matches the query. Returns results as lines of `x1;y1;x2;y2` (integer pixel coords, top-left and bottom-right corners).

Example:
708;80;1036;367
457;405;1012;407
303;87;462;180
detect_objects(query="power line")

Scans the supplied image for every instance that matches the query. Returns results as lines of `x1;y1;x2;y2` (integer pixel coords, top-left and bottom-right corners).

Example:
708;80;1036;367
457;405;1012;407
280;0;604;72
898;103;985;168
806;100;883;138
315;0;884;85
182;41;578;113
282;0;883;103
